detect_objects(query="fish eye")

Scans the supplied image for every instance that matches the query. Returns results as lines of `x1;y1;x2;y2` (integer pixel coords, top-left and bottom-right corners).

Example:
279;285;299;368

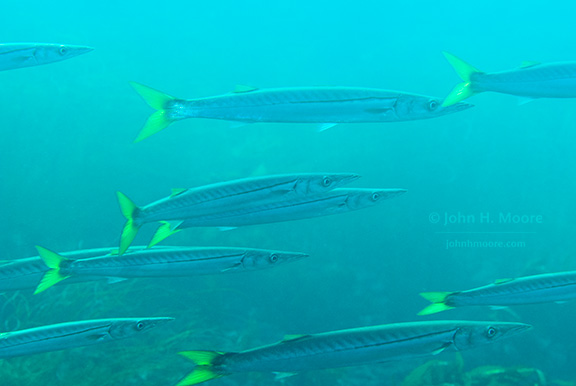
59;47;68;55
371;193;380;201
322;177;332;187
269;254;279;263
486;326;497;338
428;100;438;111
136;322;145;330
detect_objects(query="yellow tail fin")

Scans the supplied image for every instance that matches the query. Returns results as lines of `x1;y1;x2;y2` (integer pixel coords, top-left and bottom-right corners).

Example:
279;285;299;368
442;52;483;107
177;351;227;386
130;82;177;143
34;246;71;294
418;291;455;315
148;221;181;248
117;192;142;255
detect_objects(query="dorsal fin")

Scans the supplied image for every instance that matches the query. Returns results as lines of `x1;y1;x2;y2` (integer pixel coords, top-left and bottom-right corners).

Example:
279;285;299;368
233;85;259;93
494;278;514;285
282;334;310;342
171;188;188;197
520;61;541;69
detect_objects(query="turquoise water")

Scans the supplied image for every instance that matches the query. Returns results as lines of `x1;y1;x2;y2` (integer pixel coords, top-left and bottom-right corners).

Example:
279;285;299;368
1;1;575;385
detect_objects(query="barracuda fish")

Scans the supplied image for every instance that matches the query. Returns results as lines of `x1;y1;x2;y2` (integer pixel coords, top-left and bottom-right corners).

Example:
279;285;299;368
442;51;576;106
149;188;407;247
130;82;472;142
33;246;308;293
0;317;172;359
0;246;157;292
0;43;93;72
176;320;530;385
117;173;359;254
418;271;576;315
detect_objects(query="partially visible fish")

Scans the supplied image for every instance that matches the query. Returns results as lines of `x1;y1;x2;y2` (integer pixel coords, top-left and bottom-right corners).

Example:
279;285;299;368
149;188;407;247
33;246;308;293
418;270;576;315
0;43;93;72
175;320;530;385
130;82;472;142
0;317;173;359
117;173;360;254
442;51;576;106
0;246;157;292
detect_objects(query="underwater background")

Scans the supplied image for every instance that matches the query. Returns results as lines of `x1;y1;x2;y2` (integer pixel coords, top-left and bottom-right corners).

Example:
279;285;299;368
1;0;576;385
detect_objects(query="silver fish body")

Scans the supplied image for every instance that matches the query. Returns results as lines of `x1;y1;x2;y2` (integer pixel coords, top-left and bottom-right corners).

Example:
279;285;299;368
221;321;529;374
176;188;406;229
59;247;308;279
130;83;472;142
177;320;530;385
0;317;172;358
172;87;470;123
473;62;576;98
117;174;360;254
0;43;93;72
448;271;576;307
0;246;153;292
135;173;359;225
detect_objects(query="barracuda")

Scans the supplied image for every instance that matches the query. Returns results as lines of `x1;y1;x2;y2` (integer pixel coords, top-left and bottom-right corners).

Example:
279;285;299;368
175;320;530;385
149;188;407;247
116;173;359;254
442;51;576;106
0;317;173;359
419;271;576;315
0;246;163;292
130;82;472;142
33;246;308;293
0;43;93;72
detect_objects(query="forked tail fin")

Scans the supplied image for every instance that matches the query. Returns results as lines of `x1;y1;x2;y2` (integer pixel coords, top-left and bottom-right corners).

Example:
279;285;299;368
442;52;483;107
418;291;455;315
34;246;72;294
130;82;178;142
117;191;142;255
177;351;229;386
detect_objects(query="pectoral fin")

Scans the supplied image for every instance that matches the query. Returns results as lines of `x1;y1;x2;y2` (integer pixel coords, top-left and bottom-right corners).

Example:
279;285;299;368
431;341;452;355
316;123;338;132
274;372;298;379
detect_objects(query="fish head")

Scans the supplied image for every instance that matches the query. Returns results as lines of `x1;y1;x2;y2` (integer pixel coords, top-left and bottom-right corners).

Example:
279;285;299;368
33;44;94;65
241;250;308;270
342;188;407;210
453;321;531;351
108;317;174;339
394;94;473;121
297;173;361;195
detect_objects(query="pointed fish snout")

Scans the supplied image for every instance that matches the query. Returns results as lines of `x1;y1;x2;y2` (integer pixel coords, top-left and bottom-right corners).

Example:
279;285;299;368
334;173;361;186
149;317;175;326
446;101;474;112
383;189;407;199
67;45;94;56
509;323;532;335
347;174;361;182
287;252;309;261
